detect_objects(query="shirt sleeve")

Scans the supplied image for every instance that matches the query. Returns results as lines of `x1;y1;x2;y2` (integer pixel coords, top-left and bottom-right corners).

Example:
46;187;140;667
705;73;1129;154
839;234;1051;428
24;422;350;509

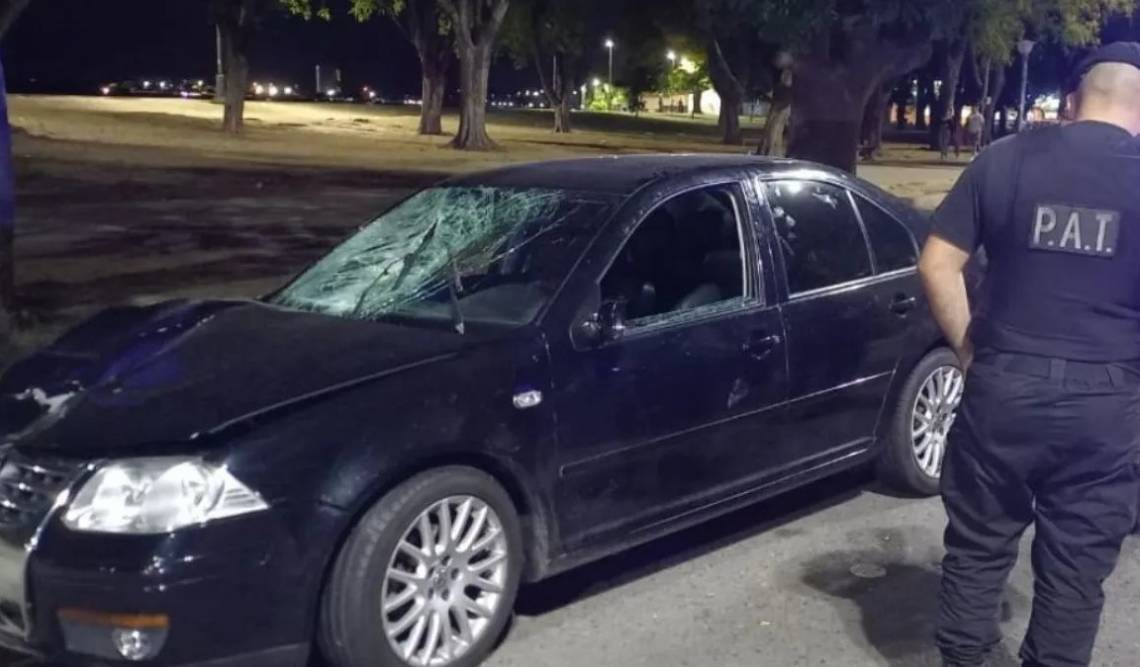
930;163;983;252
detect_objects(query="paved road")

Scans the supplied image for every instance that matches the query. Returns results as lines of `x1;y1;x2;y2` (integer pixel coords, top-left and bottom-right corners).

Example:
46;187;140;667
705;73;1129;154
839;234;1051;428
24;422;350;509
483;471;1140;667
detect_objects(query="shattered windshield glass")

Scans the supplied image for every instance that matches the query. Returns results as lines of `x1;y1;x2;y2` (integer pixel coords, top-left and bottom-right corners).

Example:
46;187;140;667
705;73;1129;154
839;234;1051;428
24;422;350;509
271;186;612;327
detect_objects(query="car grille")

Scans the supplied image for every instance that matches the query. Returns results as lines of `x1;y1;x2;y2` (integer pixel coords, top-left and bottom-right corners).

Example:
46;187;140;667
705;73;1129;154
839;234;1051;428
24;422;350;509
0;452;84;641
0;458;76;529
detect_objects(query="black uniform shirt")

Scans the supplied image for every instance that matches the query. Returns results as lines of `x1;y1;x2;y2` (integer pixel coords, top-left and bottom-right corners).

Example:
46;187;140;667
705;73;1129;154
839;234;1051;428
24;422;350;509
932;121;1140;361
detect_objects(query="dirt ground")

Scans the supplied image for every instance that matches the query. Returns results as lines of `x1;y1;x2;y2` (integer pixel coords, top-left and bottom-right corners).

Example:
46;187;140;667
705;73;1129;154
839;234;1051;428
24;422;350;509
2;96;965;355
8;96;763;174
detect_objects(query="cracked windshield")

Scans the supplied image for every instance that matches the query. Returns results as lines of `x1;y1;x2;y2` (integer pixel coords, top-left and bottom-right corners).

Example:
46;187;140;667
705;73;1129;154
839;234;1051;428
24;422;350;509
273;187;610;326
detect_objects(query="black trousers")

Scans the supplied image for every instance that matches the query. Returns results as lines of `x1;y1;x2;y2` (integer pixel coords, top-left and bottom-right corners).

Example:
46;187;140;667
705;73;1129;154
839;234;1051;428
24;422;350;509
937;353;1140;667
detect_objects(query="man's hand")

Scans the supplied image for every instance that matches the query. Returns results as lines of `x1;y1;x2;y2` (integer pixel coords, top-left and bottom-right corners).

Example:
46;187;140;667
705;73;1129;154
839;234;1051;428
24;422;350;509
919;235;974;369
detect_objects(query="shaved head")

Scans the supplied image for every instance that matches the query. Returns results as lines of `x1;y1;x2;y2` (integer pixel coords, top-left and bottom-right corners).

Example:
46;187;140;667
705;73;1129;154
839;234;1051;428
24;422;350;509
1075;62;1140;134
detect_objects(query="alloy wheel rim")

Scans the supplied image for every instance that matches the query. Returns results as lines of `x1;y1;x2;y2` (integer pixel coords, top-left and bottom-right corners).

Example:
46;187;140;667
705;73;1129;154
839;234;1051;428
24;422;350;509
382;495;509;666
911;365;964;478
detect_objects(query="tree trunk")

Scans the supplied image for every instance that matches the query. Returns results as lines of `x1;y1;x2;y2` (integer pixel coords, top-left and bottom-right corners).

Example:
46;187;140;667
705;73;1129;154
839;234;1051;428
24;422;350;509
718;92;743;145
789;25;932;174
407;0;449;137
790;113;862;173
861;81;891;160
984;65;1007;145
419;67;445;135
894;82;909;129
789;64;866;173
215;0;256;135
440;0;507;151
692;88;704;116
452;44;494;150
537;51;574;134
707;38;746;146
554;96;572;133
221;37;249;134
217;13;253;135
978;59;992;134
0;0;31;39
929;38;967;150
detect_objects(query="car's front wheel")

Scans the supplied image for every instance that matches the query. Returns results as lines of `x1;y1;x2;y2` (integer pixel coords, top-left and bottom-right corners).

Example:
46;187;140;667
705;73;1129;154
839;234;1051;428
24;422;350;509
320;466;523;667
878;347;965;496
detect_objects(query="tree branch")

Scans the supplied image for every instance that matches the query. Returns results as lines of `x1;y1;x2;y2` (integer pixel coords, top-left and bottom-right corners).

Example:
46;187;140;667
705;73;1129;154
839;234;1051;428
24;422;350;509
438;0;473;50
707;37;745;99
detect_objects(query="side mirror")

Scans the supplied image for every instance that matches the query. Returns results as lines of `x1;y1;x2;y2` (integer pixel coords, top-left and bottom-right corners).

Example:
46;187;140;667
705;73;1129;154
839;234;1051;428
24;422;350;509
579;299;627;345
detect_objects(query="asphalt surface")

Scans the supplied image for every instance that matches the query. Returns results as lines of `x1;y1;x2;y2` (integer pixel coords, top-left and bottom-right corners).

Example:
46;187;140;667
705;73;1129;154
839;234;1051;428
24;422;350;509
481;470;1140;667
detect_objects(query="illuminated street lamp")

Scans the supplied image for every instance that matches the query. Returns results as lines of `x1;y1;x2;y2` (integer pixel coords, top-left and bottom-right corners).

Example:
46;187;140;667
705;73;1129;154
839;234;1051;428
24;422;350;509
604;38;615;110
667;50;677;67
1017;39;1036;131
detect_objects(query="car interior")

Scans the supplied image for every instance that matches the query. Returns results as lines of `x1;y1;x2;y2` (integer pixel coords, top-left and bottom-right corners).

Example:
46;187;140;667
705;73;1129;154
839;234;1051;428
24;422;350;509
601;185;745;324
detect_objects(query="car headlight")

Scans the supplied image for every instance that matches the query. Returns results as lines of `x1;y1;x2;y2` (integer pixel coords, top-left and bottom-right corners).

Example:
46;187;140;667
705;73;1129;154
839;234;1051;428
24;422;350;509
62;457;268;534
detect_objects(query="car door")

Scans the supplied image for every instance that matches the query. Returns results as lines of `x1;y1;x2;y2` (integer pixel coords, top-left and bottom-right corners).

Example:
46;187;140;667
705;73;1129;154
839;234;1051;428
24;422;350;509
849;188;925;370
549;181;789;550
762;179;916;464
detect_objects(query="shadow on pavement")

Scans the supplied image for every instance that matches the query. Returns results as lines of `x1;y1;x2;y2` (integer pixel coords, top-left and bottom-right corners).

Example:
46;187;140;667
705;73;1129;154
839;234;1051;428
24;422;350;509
800;541;1027;667
515;467;874;616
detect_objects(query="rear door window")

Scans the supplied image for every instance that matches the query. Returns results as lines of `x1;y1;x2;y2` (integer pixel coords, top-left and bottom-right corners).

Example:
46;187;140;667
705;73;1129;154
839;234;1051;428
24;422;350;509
765;181;872;295
854;195;919;273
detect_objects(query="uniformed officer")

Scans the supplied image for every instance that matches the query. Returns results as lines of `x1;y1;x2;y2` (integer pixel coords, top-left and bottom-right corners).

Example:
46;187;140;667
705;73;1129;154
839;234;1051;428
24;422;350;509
919;42;1140;667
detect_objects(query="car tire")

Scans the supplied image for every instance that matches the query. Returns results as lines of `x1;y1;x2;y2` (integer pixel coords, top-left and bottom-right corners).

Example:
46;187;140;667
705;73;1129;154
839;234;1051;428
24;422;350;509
877;347;964;497
319;466;524;667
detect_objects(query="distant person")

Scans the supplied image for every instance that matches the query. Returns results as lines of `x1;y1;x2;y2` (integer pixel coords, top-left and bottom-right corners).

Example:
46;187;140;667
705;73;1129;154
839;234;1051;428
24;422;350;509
967;110;985;154
920;42;1140;667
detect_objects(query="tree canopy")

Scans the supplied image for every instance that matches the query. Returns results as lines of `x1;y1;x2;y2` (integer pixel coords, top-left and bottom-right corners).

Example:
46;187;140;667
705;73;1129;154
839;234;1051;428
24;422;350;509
968;0;1135;64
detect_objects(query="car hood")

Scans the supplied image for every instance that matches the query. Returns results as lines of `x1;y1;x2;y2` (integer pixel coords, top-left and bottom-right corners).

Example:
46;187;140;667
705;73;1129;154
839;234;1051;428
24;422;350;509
0;300;472;454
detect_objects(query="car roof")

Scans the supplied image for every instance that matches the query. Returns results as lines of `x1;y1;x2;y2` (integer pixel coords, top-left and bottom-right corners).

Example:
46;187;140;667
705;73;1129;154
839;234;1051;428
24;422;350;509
446;154;852;196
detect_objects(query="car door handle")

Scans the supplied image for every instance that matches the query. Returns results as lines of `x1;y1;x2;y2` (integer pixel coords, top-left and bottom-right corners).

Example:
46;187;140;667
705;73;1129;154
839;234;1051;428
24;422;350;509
743;333;782;360
890;295;918;315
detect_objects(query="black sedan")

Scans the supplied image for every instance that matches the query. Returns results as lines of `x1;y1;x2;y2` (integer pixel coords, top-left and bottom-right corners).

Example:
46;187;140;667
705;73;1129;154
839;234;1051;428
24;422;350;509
0;155;962;667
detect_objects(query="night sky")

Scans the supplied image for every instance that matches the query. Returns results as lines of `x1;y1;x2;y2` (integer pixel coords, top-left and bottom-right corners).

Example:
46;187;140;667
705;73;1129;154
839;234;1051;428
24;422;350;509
2;0;539;96
3;1;1138;98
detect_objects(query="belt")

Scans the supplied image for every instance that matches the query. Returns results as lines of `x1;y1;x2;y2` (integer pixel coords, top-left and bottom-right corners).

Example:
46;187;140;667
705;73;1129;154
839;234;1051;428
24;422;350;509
983;353;1140;386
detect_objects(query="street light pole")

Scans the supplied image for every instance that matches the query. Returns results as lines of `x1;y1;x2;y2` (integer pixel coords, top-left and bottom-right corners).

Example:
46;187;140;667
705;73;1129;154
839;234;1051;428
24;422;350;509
1017;39;1036;132
604;39;615;111
214;25;226;103
666;50;678;113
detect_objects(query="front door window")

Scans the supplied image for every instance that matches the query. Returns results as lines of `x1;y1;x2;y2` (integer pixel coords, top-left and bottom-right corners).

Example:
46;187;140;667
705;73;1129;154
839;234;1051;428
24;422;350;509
600;184;747;327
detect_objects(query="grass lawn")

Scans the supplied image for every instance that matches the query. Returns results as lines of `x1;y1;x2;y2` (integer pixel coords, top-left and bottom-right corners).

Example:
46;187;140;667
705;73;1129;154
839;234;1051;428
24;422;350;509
9;96;767;175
